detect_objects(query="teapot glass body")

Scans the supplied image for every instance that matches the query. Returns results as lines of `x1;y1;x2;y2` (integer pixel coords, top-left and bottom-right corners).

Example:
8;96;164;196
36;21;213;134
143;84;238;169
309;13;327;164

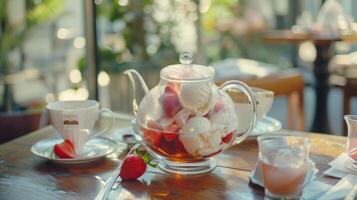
125;53;257;174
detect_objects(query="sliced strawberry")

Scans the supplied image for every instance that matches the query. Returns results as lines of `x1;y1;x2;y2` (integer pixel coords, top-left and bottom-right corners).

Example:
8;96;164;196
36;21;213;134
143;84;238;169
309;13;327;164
120;155;147;181
53;139;75;159
142;128;162;148
161;85;182;118
174;139;188;154
163;133;178;142
160;137;180;156
221;132;234;144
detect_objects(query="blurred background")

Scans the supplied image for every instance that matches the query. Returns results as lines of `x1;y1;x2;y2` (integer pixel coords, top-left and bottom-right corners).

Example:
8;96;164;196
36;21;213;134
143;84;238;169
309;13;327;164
1;0;357;143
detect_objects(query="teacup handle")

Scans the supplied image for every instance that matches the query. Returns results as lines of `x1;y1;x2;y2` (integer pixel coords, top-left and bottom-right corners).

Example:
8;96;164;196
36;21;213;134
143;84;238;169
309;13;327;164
219;80;257;144
89;108;114;139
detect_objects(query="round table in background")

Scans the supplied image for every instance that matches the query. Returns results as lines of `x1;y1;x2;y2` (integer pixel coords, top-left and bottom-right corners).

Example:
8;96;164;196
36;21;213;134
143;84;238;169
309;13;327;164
264;30;357;133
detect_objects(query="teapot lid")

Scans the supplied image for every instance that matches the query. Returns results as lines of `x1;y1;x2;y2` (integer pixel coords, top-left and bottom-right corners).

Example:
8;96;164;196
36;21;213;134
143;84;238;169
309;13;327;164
160;52;214;82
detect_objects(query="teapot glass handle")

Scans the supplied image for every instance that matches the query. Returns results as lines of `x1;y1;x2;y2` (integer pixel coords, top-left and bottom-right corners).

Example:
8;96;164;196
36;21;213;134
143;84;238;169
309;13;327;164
219;80;257;144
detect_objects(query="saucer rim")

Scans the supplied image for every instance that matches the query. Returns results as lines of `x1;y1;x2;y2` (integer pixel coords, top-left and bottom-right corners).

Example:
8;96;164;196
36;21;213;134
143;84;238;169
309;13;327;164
248;116;282;137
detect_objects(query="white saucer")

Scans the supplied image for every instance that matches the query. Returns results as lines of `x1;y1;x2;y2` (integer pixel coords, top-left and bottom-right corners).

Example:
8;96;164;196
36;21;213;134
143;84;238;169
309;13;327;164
31;136;123;164
249;116;282;137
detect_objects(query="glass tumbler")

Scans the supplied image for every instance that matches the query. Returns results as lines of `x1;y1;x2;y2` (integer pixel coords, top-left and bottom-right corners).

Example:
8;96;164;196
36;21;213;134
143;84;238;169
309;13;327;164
258;134;310;199
344;115;357;165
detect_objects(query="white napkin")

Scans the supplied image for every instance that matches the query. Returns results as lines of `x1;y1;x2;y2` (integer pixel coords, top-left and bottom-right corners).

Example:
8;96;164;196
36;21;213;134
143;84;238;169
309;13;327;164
318;174;357;200
249;159;330;199
324;153;357;178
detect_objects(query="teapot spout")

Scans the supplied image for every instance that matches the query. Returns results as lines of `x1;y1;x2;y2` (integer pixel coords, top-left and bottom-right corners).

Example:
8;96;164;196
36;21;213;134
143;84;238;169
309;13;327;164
124;69;150;116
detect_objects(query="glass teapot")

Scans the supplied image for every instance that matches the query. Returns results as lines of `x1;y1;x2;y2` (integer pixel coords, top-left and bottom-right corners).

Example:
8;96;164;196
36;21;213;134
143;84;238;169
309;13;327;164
125;52;257;175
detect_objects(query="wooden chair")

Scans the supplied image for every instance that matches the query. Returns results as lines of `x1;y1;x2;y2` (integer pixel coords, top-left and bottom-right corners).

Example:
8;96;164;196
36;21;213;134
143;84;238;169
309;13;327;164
0;110;47;144
217;70;305;131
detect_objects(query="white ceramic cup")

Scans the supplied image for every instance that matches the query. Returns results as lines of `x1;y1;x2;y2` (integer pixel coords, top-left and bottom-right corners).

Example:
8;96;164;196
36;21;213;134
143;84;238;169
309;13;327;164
47;100;114;154
230;87;274;133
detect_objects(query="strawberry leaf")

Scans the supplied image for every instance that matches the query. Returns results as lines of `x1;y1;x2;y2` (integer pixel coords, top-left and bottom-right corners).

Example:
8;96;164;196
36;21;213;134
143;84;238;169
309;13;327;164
134;149;142;157
142;152;152;163
133;149;157;168
147;161;158;168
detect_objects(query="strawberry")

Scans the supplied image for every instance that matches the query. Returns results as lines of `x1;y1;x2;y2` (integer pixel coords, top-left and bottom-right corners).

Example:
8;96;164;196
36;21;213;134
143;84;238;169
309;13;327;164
163;133;178;142
221;132;234;144
174;139;188;154
161;85;182;118
119;155;147;181
53;139;75;159
119;149;157;181
142;128;162;148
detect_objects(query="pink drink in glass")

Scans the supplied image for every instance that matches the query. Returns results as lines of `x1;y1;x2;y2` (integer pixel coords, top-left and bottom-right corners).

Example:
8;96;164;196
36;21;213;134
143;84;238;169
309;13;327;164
348;137;357;161
258;134;310;199
345;115;357;162
261;159;307;196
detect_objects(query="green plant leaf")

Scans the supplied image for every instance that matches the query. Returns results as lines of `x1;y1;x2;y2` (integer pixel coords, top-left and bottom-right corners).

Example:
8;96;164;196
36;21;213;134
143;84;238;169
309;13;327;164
27;0;64;26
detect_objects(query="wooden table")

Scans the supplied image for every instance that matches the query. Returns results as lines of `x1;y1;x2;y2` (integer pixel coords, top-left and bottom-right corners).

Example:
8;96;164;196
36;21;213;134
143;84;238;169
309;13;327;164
0;115;347;200
264;30;357;133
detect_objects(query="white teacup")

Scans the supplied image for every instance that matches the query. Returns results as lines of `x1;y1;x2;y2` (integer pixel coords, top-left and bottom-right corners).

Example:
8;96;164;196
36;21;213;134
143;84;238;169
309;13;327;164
47;100;114;155
229;87;274;133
